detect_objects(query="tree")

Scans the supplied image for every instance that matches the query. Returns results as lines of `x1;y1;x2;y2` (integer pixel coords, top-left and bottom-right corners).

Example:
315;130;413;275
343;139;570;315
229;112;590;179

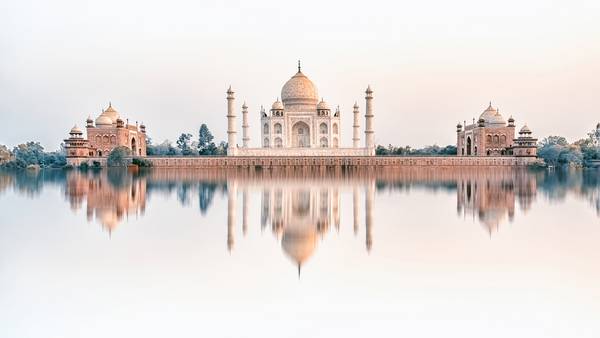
107;146;131;167
215;141;228;156
198;124;216;155
176;133;195;155
12;142;45;167
0;145;12;164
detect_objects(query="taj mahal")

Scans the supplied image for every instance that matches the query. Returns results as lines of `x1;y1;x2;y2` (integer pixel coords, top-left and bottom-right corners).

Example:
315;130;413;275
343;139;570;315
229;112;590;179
225;62;375;157
63;61;542;167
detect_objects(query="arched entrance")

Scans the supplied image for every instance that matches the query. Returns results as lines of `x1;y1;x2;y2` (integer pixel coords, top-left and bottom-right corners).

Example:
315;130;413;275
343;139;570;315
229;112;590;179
131;138;137;155
292;122;310;148
466;137;472;156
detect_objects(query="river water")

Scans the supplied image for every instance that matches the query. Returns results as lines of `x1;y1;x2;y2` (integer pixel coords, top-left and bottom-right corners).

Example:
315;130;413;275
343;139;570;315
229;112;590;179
1;168;599;338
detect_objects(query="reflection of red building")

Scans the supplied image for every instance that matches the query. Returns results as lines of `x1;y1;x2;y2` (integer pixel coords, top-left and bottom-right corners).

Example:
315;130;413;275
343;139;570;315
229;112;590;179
457;171;537;235
65;171;147;234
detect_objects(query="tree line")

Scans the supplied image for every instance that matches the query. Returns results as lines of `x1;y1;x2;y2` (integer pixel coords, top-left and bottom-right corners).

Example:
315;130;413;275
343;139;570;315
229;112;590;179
147;123;228;156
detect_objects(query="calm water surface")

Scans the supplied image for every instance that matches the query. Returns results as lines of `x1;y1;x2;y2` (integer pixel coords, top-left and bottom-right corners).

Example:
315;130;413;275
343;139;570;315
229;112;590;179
1;168;599;338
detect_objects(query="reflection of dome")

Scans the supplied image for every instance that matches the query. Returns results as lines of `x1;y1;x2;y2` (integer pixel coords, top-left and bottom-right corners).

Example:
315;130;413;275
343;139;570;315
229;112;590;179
271;98;284;110
281;227;317;269
479;102;506;126
281;67;319;109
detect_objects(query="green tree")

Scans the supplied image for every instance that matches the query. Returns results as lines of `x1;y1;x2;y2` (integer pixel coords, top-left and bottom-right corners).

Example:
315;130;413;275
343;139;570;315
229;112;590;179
176;133;194;155
107;146;131;167
198;124;216;155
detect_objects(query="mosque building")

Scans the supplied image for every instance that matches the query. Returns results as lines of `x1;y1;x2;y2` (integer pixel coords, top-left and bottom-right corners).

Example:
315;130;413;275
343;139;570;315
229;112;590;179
226;62;375;156
456;102;537;157
64;103;147;165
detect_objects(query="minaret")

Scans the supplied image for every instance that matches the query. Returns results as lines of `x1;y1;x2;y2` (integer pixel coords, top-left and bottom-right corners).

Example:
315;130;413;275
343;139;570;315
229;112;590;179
242;188;248;236
226;86;237;156
352;102;360;148
227;180;237;252
364;85;374;154
353;187;360;235
242;102;249;148
365;180;374;252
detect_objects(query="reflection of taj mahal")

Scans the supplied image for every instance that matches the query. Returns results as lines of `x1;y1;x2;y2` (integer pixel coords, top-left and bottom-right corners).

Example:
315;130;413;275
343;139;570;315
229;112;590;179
226;62;375;156
227;180;375;273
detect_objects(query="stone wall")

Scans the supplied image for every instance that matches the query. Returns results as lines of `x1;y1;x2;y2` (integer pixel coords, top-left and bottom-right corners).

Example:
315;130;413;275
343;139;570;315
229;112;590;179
145;156;538;168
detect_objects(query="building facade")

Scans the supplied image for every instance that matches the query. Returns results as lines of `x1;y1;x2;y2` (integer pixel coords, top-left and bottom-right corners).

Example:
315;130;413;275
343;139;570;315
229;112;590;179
227;63;375;156
65;103;147;165
456;102;537;157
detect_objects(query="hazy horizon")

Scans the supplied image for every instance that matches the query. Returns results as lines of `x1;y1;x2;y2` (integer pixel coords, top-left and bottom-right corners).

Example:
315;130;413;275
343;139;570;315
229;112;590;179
1;0;599;150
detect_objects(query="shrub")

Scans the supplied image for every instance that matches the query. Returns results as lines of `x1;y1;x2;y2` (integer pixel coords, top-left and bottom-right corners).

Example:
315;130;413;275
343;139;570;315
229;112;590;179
107;147;131;167
132;157;152;167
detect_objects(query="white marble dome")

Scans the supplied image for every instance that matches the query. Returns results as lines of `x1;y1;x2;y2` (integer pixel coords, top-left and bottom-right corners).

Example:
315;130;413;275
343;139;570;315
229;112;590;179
271;98;284;110
281;69;319;111
317;98;330;110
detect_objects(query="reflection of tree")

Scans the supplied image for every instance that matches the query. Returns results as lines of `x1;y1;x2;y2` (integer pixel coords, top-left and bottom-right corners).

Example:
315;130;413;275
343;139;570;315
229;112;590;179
199;183;218;215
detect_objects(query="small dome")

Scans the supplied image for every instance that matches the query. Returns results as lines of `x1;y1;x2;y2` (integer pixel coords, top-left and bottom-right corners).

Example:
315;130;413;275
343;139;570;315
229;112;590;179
456;123;462;128
508;116;515;122
596;122;600;130
353;102;359;109
86;116;93;123
520;125;532;134
95;114;113;126
70;125;82;134
317;98;330;110
271;98;284;110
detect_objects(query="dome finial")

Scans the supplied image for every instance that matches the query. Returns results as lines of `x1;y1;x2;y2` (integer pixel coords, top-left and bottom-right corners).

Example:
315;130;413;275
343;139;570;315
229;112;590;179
297;60;301;72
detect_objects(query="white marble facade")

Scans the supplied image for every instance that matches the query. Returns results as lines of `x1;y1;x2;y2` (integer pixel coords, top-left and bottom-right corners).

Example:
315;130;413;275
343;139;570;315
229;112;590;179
226;62;375;156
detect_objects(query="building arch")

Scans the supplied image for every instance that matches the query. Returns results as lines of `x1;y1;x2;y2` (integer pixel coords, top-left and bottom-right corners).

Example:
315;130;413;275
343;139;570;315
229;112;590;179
131;138;137;154
466;136;472;155
319;122;328;134
292;121;310;148
500;135;506;145
103;135;109;144
333;137;339;148
110;135;116;144
320;137;328;147
274;137;283;148
263;123;269;134
263;138;270;148
274;123;282;134
332;123;338;134
493;135;499;144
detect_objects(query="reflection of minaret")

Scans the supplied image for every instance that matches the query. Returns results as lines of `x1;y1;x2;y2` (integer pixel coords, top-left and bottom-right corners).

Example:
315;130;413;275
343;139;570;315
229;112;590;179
242;189;248;236
353;187;360;235
227;180;237;252
333;189;340;231
365;180;374;252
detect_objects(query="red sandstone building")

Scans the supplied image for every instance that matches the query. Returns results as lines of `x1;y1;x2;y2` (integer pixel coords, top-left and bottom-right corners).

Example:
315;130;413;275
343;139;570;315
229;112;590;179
456;102;537;157
64;103;147;166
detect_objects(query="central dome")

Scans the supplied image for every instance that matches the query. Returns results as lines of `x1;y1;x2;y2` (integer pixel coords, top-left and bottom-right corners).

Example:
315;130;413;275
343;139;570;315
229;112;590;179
479;102;506;126
280;68;319;111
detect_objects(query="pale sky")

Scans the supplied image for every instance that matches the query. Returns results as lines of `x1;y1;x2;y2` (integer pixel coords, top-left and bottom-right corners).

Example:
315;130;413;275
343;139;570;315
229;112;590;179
1;0;599;150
